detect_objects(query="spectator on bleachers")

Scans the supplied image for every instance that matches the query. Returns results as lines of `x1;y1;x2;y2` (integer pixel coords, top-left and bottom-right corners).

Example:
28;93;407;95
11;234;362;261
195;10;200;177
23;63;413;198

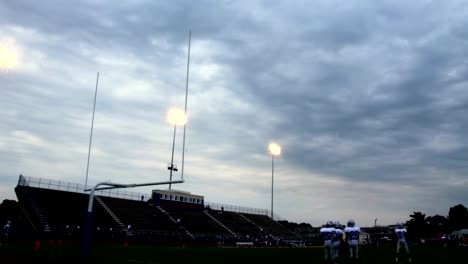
1;220;11;246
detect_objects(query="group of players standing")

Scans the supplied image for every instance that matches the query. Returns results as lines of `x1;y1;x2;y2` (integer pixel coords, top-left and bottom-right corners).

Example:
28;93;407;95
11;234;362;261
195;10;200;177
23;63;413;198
320;219;360;264
320;220;411;264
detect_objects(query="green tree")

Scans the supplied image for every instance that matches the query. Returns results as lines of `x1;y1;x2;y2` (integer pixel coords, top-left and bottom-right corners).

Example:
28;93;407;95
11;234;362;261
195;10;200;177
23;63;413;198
406;212;428;238
448;204;468;230
426;215;449;237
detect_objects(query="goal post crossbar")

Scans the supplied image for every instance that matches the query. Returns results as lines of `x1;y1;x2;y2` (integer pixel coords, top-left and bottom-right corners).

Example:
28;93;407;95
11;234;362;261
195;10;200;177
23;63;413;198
84;180;184;192
81;179;184;260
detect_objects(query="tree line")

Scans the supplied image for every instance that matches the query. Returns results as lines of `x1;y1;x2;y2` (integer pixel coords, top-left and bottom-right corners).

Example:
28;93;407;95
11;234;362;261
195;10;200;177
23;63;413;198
406;204;468;238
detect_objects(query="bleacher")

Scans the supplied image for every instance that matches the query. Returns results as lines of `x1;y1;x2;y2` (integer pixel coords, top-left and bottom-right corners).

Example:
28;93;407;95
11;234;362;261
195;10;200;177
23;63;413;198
97;196;179;233
14;175;302;244
15;186;118;232
163;206;230;236
207;210;263;237
240;213;299;239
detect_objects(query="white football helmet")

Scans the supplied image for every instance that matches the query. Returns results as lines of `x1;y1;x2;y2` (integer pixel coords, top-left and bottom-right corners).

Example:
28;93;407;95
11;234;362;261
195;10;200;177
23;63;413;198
347;219;355;227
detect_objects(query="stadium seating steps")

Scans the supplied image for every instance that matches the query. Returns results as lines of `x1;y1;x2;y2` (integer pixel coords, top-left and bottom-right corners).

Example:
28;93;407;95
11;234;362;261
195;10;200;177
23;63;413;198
14;185;301;242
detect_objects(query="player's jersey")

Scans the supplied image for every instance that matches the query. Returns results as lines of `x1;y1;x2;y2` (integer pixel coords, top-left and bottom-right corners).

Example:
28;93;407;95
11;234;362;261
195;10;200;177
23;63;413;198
395;228;407;241
345;226;361;242
320;227;335;241
333;229;344;242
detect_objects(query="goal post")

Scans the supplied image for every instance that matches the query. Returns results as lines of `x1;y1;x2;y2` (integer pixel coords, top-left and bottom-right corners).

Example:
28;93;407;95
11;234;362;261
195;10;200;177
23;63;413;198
81;179;184;260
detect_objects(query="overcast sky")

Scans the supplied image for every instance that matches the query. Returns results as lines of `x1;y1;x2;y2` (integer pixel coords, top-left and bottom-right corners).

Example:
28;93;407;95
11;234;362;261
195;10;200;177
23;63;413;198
1;0;468;227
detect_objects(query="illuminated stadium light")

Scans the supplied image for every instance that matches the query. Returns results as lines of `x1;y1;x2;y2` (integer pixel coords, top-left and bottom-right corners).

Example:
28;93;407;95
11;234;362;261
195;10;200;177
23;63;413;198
268;143;281;156
0;43;18;70
268;142;281;219
167;107;187;189
167;108;187;126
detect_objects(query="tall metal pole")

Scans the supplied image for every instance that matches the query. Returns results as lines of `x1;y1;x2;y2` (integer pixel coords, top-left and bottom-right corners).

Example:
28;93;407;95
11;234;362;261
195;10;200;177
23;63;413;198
85;72;99;188
271;155;274;219
169;125;177;189
181;30;191;180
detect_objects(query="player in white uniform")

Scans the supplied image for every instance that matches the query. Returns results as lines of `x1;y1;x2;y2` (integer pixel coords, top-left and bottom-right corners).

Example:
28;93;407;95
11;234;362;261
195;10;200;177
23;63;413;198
332;221;343;263
344;219;360;264
1;221;11;246
320;220;335;263
395;223;411;263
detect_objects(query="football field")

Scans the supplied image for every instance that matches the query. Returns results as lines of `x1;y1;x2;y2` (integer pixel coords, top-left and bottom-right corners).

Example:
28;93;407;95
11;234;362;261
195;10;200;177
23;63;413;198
1;243;467;263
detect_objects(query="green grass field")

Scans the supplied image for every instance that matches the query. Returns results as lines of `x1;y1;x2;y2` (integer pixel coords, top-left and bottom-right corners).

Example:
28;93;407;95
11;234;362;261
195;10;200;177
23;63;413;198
1;242;467;263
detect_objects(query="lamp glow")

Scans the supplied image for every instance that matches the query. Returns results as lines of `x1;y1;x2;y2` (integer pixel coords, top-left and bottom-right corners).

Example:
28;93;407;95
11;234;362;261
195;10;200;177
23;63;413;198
0;43;18;70
268;143;281;156
167;108;187;126
268;142;281;220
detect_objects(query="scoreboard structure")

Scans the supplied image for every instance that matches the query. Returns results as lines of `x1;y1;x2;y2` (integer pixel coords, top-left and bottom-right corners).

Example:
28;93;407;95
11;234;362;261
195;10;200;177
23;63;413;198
152;189;204;210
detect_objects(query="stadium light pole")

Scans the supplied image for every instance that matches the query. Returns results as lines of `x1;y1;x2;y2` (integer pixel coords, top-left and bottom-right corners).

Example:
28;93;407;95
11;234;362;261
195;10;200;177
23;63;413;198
167;108;187;190
268;143;281;220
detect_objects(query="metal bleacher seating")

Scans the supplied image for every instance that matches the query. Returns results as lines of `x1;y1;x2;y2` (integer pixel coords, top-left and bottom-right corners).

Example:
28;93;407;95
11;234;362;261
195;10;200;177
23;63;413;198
15;186;120;233
208;210;263;237
14;176;302;243
162;206;230;237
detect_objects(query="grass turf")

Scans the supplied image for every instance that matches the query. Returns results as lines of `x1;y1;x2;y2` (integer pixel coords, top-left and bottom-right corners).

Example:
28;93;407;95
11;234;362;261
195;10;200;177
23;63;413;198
1;242;467;263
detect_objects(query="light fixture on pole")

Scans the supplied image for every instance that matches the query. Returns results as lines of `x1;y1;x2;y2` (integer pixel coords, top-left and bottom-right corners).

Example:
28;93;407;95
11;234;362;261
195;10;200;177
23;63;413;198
268;143;281;219
167;108;187;189
0;43;18;71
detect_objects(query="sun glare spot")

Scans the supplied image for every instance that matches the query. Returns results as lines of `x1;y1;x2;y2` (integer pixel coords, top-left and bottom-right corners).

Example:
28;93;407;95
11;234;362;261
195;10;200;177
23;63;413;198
0;43;18;70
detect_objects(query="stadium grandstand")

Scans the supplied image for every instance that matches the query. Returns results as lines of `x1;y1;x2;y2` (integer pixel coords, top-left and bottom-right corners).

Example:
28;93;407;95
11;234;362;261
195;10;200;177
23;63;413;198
13;175;305;246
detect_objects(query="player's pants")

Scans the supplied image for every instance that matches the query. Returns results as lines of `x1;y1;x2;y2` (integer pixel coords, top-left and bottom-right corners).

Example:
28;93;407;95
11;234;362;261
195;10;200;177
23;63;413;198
324;241;333;260
348;240;359;258
397;240;409;254
332;241;341;259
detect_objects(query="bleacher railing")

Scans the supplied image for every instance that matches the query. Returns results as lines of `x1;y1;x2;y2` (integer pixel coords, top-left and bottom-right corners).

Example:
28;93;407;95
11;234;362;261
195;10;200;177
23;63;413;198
204;202;270;217
17;175;150;202
16;175;281;218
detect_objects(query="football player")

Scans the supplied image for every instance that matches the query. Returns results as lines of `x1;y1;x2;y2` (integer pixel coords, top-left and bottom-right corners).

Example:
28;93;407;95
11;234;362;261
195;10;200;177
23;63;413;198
395;223;411;263
344;219;360;264
332;221;343;263
320;220;335;263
